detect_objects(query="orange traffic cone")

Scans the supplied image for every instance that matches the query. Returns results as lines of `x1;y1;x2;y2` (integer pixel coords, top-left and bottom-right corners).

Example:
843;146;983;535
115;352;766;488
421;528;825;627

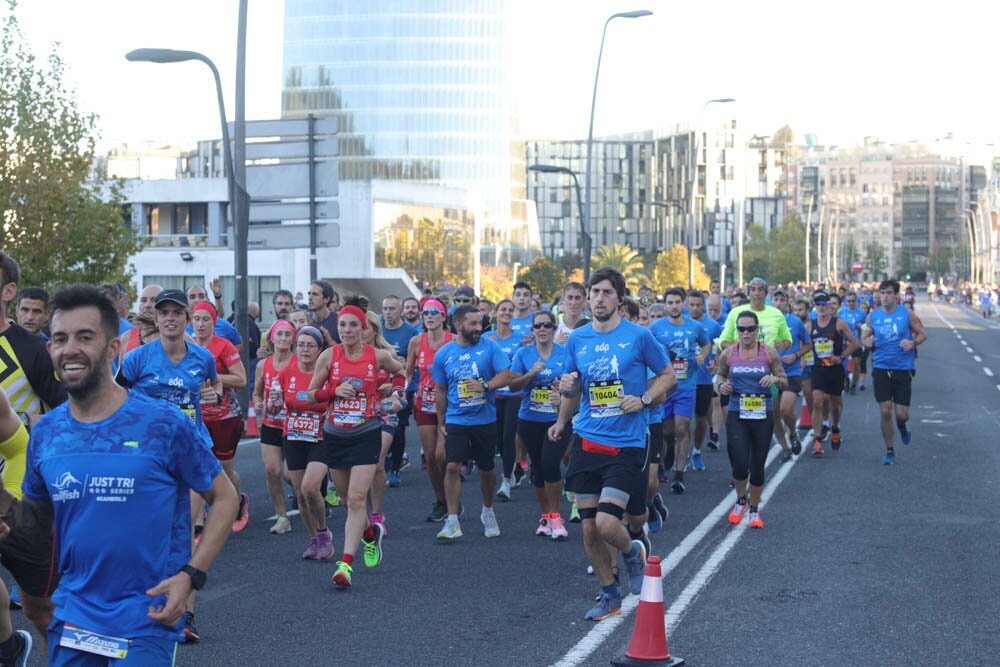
611;556;684;666
245;405;261;438
798;398;812;430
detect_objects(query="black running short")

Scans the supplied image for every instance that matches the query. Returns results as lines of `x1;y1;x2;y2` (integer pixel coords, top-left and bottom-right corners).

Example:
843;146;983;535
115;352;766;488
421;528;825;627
872;368;912;406
781;375;803;396
2;498;59;598
444;423;497;471
694;384;713;418
811;365;845;396
565;434;646;502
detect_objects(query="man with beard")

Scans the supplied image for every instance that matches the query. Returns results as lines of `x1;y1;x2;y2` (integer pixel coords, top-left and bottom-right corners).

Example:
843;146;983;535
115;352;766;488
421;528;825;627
401;297;422;329
11;285;237;663
548;268;674;621
432;306;513;540
257;290;296;363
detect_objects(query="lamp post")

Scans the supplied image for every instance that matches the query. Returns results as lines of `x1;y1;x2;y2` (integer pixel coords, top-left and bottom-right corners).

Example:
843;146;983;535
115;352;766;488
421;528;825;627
529;164;591;281
650;200;683;251
965;208;980;282
584;10;652;284
126;1;250;411
689;98;735;289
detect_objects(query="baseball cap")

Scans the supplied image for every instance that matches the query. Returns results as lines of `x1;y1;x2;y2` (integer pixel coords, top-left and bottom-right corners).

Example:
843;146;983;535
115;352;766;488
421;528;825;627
454;285;476;298
812;290;831;304
155;289;188;308
772;288;787;297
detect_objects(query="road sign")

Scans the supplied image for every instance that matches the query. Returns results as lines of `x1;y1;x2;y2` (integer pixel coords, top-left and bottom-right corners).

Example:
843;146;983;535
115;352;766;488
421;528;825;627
852;262;864;273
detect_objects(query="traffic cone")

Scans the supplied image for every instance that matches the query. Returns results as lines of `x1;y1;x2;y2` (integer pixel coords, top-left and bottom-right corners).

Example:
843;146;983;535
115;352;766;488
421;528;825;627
798;398;812;430
611;556;684;666
245;405;261;438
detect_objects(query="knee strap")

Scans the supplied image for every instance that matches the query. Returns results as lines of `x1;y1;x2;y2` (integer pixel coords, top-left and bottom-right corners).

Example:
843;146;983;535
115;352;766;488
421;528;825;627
596;501;625;520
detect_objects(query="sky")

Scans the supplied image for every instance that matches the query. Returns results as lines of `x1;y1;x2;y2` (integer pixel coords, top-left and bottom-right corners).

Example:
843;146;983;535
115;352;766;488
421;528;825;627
9;0;1000;154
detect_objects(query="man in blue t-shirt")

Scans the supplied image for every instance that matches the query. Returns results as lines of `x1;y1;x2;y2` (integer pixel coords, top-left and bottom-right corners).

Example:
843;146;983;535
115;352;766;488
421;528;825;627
771;289;811;459
686;290;723;459
14;285;238;664
650;288;710;491
838;291;867;394
510;280;535;344
432;305;512;541
548;268;674;621
381;295;420;483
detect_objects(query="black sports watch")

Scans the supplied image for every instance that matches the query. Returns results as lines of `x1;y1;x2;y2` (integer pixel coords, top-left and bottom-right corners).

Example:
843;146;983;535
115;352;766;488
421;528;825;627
180;564;207;590
15;412;30;434
640;393;652;407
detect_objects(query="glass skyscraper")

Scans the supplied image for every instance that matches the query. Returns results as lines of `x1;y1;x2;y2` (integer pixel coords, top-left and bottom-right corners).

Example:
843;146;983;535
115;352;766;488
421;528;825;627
282;0;526;235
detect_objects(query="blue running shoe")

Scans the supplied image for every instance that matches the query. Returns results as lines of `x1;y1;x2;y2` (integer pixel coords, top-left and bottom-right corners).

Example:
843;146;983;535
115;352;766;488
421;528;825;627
584;592;622;621
647;502;662;533
899;425;911;445
387;471;401;488
883;449;896;465
624;539;647;596
691;450;706;471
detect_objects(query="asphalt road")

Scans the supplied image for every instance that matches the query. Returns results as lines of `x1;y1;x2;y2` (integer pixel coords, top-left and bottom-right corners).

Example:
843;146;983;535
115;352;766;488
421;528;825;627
12;295;1000;666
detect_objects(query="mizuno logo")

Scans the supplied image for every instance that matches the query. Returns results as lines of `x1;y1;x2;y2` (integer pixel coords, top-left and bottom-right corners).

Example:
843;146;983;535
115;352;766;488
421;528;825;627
617;343;631;349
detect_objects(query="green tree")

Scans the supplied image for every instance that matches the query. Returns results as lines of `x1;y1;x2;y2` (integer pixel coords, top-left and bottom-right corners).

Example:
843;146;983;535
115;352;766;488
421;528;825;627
555;251;583;277
741;224;770;280
591;243;648;293
518;255;564;302
0;3;145;292
653;244;689;292
928;246;952;277
863;242;886;276
768;214;807;284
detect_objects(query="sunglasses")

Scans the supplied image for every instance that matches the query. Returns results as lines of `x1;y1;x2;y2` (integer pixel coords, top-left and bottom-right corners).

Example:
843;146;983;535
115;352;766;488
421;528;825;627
532;322;555;330
422;309;443;317
736;326;758;333
453;297;473;304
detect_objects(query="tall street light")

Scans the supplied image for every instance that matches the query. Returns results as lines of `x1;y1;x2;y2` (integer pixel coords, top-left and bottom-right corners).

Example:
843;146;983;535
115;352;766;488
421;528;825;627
529;164;590;280
689;97;735;289
650;200;683;252
585;9;652;285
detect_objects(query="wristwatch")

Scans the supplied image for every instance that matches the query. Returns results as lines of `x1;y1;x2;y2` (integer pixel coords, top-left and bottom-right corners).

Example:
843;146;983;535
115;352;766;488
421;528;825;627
180;564;207;590
640;393;652;407
15;412;30;434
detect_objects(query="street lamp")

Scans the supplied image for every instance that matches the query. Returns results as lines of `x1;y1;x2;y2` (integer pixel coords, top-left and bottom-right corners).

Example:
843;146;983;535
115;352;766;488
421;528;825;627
650;200;683;251
529;164;591;280
689;97;735;289
584;9;652;284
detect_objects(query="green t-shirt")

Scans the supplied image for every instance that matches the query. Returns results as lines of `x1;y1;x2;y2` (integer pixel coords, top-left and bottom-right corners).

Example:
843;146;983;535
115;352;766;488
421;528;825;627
719;304;792;348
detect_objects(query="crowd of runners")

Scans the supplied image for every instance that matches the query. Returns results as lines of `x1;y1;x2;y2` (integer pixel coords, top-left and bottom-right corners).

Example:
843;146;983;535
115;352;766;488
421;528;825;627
0;244;935;663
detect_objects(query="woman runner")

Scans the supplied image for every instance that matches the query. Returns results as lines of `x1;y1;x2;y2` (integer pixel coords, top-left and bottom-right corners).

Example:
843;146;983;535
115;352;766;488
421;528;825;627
484;299;525;499
306;301;404;587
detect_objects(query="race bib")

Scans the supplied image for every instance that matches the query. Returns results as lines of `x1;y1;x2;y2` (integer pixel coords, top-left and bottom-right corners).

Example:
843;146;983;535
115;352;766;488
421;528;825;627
419;385;437;414
60;623;129;659
815;340;833;359
588;380;623;418
803;350;814;366
529;385;558;414
179;402;197;424
738;394;766;420
332;393;367;427
287;411;322;442
672;358;688;380
457;380;486;408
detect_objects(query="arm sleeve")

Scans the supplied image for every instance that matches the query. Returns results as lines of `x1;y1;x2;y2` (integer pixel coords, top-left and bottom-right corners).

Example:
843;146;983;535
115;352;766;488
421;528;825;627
0;424;29;501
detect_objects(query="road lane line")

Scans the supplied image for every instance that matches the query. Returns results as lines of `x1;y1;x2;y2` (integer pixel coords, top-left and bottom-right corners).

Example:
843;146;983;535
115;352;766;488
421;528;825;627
555;444;796;666
985;368;994;377
974;355;982;362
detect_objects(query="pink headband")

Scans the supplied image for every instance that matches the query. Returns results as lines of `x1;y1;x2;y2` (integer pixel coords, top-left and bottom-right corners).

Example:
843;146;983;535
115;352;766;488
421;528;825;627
338;305;367;329
423;299;445;314
269;320;296;343
192;301;217;324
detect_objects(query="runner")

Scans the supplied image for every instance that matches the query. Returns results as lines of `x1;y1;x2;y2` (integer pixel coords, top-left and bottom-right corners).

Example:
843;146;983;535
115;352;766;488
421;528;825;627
268;326;330;557
508;310;572;539
793;296;817;432
17;284;237;663
253;320;297;535
807;290;859;456
305;301;403;587
184;284;242;351
554;282;588;343
715;310;788;529
119;288;223;643
307;280;341;346
191;303;249;532
510;281;535;343
405;299;453;521
401;297;422;329
432;305;513;540
861;279;928;465
649;288;710;492
685;290;722;463
484;299;525;499
547;267;675;621
838;291;867;394
771;289;811;459
15;287;49;338
380;295;419;488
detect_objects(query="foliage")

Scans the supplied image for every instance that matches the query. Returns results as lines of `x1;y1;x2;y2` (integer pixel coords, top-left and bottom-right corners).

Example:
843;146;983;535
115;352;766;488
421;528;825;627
478;264;514;305
928;246;952;277
378;216;472;288
741;224;770;280
0;3;145;294
517;255;564;302
651;243;711;293
767;214;807;284
554;251;583;277
590;243;649;294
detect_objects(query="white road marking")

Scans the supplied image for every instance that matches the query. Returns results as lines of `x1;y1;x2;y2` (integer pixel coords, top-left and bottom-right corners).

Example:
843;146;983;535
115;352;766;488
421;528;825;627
974;355;982;362
966;347;974;354
985;368;994;377
922;419;944;424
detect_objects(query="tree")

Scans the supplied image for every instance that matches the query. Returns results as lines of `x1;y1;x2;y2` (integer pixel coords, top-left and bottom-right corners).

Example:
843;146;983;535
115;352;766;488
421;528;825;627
555;251;583;277
741;224;770;281
518;255;564;303
653;244;689;292
479;264;513;305
768;214;807;284
591;243;648;293
0;3;145;293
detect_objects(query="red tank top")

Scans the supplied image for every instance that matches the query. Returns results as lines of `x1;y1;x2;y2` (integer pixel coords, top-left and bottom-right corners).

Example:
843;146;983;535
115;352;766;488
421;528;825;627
326;344;380;428
277;361;327;441
416;332;452;414
261;354;295;429
123;327;143;356
201;336;243;422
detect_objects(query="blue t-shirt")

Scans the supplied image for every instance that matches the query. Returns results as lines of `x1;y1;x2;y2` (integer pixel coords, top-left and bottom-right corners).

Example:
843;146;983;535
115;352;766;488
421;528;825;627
23;392;222;641
870;307;915;371
185;317;242;347
690;316;722;385
510;343;572;422
118;317;134;336
510;312;535;344
649;316;708;393
783;313;810;377
121;340;218;449
483;330;524;398
838;306;866;341
565;319;669;449
432;336;511;426
381;321;418;359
